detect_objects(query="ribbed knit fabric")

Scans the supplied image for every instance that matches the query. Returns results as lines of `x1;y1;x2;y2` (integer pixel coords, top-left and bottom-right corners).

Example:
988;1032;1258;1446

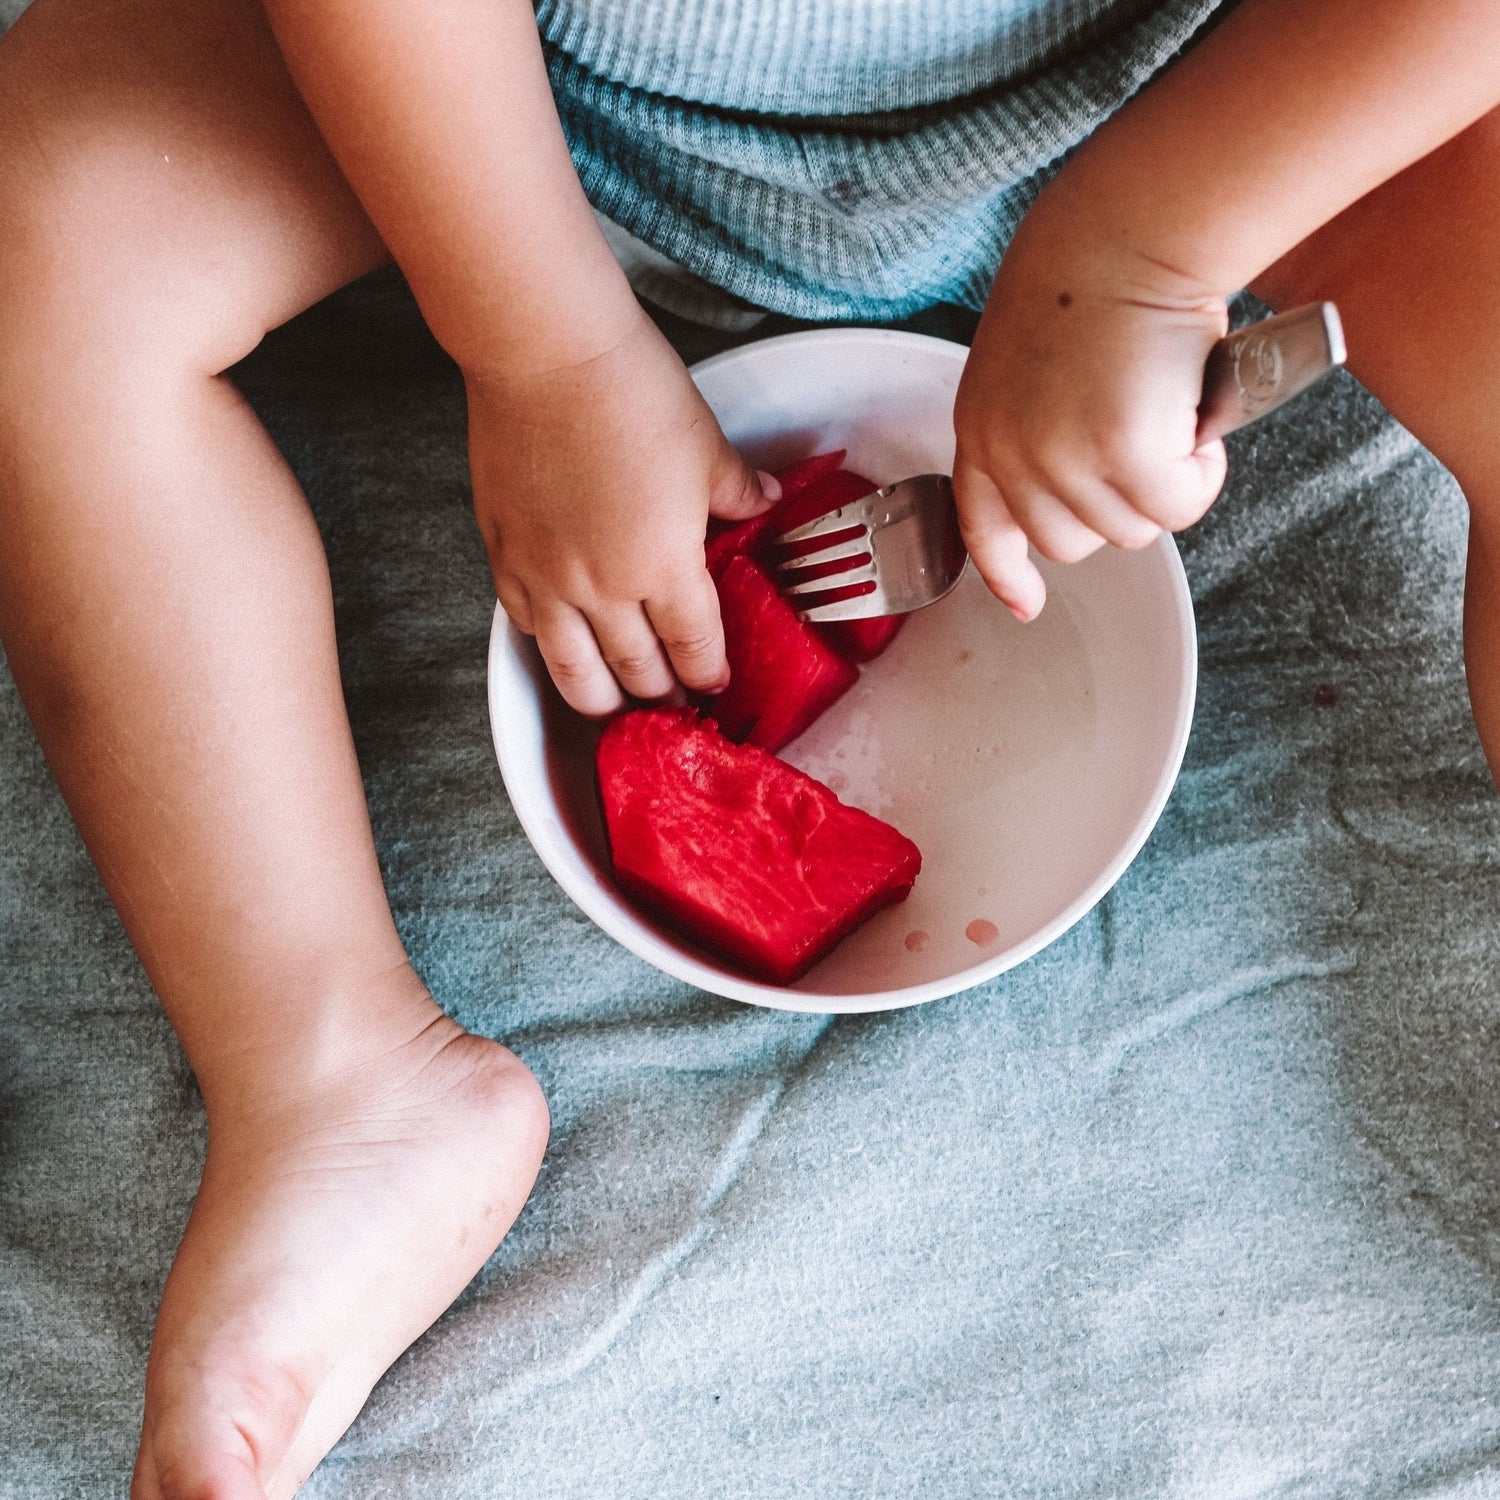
539;0;1228;320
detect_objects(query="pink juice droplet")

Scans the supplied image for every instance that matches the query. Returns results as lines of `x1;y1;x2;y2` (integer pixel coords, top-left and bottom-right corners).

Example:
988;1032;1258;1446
965;918;999;948
904;929;930;953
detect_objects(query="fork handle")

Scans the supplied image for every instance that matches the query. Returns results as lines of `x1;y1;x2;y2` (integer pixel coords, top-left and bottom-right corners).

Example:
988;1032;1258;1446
1196;302;1346;445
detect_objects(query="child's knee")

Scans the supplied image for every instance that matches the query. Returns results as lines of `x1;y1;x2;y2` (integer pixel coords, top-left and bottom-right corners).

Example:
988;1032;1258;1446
0;202;250;398
0;122;271;397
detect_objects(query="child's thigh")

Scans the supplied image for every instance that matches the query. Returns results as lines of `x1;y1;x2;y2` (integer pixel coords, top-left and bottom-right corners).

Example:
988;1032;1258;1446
1251;108;1500;502
0;0;387;378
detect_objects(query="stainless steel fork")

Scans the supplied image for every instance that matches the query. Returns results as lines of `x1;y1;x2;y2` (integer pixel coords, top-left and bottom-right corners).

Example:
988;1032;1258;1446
774;301;1346;624
774;474;964;623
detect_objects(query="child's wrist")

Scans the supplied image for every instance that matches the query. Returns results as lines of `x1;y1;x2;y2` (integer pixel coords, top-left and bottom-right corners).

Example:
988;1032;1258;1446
425;244;646;387
1010;166;1228;317
454;299;660;402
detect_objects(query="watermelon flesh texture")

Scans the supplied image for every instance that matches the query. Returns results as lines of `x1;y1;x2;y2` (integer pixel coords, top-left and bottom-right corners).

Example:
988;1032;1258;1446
704;452;905;663
706;555;857;752
597;708;921;984
704;449;847;583
775;467;906;663
823;609;905;665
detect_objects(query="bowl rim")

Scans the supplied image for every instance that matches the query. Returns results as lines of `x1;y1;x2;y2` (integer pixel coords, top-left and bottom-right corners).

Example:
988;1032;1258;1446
487;326;1198;1013
689;323;979;384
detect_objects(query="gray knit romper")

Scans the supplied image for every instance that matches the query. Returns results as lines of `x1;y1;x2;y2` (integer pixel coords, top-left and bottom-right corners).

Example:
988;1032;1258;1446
539;0;1230;323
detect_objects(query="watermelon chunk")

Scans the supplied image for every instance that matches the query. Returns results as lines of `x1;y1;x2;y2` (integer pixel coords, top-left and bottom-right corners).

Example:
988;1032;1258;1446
705;511;770;584
704;449;849;583
823;613;905;664
776;466;907;664
774;449;849;497
706;556;857;752
701;452;906;752
597;708;921;983
772;465;878;536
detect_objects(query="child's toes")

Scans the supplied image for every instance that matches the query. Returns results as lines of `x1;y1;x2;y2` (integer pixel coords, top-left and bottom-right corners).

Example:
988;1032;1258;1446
132;1426;269;1500
134;1362;308;1500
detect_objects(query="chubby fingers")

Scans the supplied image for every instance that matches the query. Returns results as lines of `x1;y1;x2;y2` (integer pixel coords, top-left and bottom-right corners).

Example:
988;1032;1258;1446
1148;439;1228;532
534;600;689;714
707;462;782;522
591;603;679;702
954;442;1214;620
1043;474;1163;553
530;600;626;717
645;565;730;694
495;574;535;635
952;463;1047;621
499;569;728;713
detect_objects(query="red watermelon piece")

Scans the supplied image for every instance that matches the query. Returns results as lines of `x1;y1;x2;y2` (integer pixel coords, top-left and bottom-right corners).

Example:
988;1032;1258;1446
597;708;921;983
706;556;857;752
824;613;906;663
759;461;907;664
706;453;906;663
771;465;878;537
704;449;849;582
705;510;771;584
776;449;849;494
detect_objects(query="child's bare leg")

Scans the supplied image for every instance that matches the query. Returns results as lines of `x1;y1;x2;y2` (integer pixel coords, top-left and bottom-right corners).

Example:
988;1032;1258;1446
1252;108;1500;783
0;2;548;1495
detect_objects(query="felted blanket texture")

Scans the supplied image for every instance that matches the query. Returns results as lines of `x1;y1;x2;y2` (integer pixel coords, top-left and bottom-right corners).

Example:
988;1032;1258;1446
4;263;1500;1496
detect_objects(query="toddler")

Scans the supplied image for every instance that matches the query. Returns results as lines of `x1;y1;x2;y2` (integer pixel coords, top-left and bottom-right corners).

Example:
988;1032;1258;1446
0;0;1495;1493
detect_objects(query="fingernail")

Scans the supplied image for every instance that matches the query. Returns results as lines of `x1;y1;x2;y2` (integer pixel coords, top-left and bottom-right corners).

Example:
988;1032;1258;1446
756;469;783;502
1009;585;1046;623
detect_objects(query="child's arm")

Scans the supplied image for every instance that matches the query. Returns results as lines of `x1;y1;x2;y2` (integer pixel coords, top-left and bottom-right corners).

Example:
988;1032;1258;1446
956;0;1500;619
260;0;773;715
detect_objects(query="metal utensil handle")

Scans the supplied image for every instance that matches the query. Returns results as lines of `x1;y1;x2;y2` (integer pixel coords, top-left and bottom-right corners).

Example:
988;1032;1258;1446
1196;301;1346;445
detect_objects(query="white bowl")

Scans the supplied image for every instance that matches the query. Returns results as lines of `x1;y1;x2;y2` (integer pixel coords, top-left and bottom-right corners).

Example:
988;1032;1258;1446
488;328;1196;1013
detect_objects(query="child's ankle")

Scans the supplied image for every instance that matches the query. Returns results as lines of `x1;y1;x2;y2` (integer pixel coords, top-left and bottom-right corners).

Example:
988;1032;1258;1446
188;960;458;1130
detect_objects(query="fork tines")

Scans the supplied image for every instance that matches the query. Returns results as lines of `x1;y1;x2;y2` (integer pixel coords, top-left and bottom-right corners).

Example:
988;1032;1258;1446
774;529;874;598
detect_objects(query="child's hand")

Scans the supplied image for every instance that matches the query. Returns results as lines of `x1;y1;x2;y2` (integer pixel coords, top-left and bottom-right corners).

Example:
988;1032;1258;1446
953;187;1231;621
467;313;776;716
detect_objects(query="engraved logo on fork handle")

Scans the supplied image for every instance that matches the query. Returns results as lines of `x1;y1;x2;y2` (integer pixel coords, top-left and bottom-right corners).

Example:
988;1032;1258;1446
1196;301;1346;444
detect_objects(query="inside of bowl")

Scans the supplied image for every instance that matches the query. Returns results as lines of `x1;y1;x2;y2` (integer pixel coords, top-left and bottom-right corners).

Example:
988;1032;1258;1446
776;551;1189;994
528;540;1189;1002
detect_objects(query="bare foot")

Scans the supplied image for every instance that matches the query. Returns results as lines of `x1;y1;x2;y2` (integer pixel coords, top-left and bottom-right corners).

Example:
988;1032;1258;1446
130;999;549;1500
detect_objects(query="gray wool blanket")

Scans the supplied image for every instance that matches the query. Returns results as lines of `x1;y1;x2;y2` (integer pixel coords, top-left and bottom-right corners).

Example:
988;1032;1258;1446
5;245;1500;1500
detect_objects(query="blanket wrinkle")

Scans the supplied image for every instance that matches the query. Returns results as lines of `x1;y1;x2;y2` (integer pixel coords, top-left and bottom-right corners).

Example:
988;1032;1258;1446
1328;771;1499;874
471;1014;846;1410
480;1052;816;1410
1365;1446;1500;1500
502;1008;830;1077
1091;957;1358;1080
1095;891;1117;973
1351;1113;1500;1281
